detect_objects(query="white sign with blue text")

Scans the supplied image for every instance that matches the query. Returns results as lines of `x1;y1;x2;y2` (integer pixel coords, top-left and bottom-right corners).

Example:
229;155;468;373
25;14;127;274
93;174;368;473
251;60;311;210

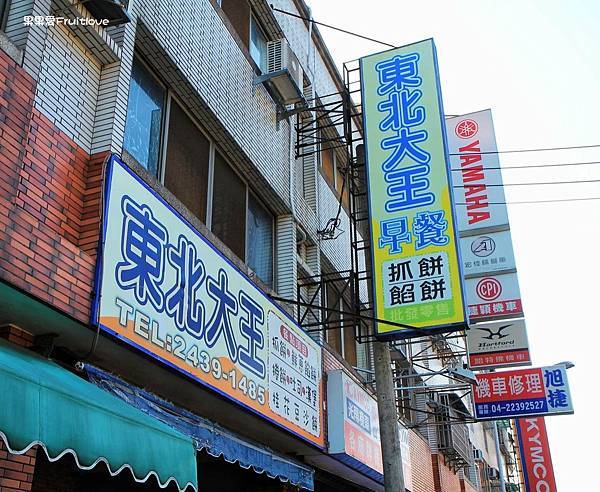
93;155;324;448
473;365;573;420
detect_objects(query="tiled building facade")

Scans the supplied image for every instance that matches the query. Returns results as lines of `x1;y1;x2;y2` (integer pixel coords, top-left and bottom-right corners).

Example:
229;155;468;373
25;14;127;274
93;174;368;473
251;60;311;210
0;0;522;491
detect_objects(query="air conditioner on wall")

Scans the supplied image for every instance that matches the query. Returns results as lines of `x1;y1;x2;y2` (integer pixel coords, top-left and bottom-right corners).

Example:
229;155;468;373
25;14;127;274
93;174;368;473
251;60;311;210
260;38;305;106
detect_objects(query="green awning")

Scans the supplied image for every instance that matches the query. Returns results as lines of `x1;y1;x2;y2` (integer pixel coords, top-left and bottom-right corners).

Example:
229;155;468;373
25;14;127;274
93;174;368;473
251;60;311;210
0;338;197;491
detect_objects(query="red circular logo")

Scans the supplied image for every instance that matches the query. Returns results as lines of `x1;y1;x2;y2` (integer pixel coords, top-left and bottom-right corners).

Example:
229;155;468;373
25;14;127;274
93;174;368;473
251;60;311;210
476;277;502;301
455;119;479;139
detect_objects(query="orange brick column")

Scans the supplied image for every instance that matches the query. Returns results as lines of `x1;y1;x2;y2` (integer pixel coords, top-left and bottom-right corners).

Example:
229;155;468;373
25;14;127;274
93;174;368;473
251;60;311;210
0;441;36;492
0;45;107;325
0;325;37;492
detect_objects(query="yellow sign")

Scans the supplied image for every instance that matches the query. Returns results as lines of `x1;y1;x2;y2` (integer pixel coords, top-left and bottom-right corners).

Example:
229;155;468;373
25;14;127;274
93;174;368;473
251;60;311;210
360;39;466;338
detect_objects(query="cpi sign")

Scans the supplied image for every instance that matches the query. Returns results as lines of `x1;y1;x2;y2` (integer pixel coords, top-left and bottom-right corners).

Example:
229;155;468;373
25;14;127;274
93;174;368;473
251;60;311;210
360;39;466;338
465;272;523;320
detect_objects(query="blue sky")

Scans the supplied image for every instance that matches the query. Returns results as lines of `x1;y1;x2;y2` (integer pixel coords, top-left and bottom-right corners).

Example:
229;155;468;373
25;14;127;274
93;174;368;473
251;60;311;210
308;1;600;488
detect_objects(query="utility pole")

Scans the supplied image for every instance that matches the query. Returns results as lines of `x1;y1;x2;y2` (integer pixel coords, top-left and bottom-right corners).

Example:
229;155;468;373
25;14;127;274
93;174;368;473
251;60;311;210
355;141;405;491
488;367;507;492
373;340;405;492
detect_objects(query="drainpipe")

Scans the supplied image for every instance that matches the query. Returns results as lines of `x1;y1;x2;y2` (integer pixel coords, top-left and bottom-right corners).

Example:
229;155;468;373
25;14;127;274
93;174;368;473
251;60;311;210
492;420;507;492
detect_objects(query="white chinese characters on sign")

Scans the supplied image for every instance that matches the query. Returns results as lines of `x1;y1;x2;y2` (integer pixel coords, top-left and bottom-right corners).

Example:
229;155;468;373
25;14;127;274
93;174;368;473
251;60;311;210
269;312;321;437
466;318;531;369
473;366;573;420
327;370;383;475
465;273;523;320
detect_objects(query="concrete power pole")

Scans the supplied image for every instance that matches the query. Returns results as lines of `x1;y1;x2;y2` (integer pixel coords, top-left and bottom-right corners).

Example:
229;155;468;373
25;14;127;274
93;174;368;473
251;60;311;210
356;143;406;491
373;340;405;492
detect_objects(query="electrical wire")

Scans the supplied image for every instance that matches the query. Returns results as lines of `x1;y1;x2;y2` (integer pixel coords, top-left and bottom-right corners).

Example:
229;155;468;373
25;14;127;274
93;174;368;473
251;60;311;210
270;5;397;48
449;143;600;156
269;9;600;211
450;160;600;171
271;6;600;159
455;197;600;205
453;178;600;187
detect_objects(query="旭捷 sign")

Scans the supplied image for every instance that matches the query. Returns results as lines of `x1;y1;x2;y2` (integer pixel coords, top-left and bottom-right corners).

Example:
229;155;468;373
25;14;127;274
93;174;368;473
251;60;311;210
466;318;531;369
327;370;383;479
360;39;466;338
93;155;324;448
473;365;573;420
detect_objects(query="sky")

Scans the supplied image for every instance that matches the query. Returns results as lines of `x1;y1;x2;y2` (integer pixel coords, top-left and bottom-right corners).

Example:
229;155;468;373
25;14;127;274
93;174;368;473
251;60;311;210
307;1;600;489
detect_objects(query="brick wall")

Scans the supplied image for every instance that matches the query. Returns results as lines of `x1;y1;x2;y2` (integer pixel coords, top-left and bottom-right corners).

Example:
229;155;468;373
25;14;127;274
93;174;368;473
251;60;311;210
0;441;36;492
0;324;34;348
408;430;436;492
432;454;462;492
0;326;37;492
461;477;478;492
0;46;103;324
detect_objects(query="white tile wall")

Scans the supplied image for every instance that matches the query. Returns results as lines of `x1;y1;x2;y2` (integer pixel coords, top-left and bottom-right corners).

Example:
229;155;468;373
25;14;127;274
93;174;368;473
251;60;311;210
18;0;365;308
35;21;101;152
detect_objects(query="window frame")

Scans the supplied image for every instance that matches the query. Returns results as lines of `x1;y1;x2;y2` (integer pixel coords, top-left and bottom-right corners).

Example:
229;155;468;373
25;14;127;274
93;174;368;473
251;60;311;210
160;92;214;224
126;55;275;286
318;126;350;212
0;0;10;31
123;54;168;178
246;191;275;288
249;12;269;73
210;148;248;261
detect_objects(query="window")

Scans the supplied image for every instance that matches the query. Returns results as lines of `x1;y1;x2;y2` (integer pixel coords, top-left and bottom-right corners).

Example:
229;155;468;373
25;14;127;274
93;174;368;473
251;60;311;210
247;194;273;287
342;299;357;366
249;15;267;72
123;57;165;176
320;130;350;209
395;364;416;423
0;0;10;31
335;160;350;210
320;135;335;184
163;99;210;223
220;0;251;48
211;151;247;260
323;281;358;365
122;57;275;291
324;283;342;355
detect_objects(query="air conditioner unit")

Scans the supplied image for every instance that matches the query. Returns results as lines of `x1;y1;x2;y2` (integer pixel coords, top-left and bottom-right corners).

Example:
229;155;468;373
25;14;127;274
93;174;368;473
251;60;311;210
263;38;305;106
83;0;130;26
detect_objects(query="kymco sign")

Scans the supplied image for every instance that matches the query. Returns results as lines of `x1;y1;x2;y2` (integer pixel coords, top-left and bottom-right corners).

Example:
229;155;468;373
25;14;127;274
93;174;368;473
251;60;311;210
516;417;557;492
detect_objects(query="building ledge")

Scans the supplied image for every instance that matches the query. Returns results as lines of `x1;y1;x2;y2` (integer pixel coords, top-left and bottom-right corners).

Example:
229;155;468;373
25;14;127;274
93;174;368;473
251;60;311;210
52;0;121;64
0;30;24;65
